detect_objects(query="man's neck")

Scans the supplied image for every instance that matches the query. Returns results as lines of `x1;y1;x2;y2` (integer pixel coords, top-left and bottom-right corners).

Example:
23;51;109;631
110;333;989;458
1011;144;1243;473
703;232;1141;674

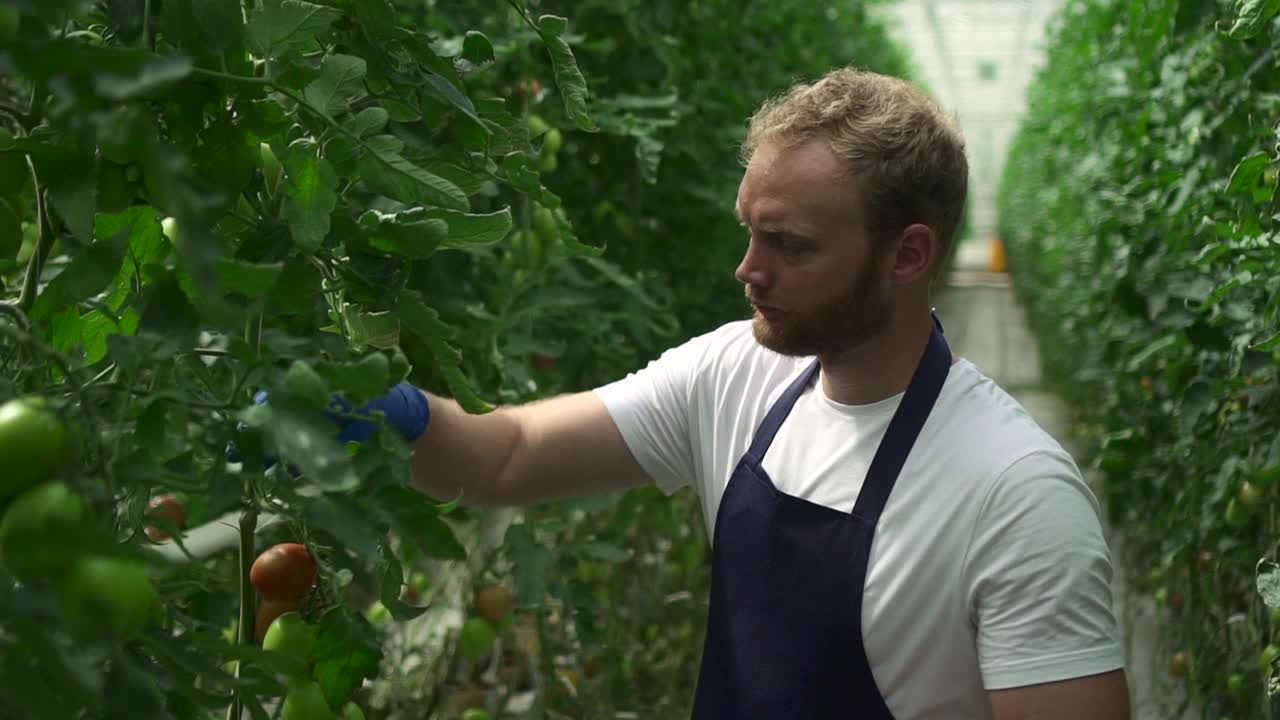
817;304;950;406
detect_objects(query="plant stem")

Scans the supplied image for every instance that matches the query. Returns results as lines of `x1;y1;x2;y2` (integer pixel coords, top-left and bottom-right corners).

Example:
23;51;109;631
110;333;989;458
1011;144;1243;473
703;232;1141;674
141;0;152;50
17;166;52;313
227;508;259;720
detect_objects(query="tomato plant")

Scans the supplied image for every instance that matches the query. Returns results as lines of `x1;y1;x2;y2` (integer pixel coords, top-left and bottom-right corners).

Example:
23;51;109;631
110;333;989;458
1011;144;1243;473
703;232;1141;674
0;0;912;716
1000;0;1280;716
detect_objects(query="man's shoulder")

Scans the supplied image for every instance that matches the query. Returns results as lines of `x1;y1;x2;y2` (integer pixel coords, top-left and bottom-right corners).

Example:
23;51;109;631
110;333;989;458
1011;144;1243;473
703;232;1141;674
935;361;1081;484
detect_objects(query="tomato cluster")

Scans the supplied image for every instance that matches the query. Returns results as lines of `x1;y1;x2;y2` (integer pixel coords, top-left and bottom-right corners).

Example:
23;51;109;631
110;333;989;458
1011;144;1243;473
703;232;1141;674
0;397;159;640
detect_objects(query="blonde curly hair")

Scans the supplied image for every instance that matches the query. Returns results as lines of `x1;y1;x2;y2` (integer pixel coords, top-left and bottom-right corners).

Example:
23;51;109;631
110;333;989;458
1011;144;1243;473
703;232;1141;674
743;68;969;267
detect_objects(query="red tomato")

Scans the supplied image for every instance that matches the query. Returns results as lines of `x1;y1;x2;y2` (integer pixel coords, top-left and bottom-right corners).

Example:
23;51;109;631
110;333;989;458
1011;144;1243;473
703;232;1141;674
250;543;317;602
144;494;187;542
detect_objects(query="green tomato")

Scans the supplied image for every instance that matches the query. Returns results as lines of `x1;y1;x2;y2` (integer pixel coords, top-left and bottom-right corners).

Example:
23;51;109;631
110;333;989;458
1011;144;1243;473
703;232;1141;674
1226;498;1249;528
58;555;160;640
526;114;550;137
0;482;85;580
1261;644;1280;676
458;616;496;661
340;702;366;720
0;397;68;500
262;611;317;672
365;601;391;625
541;128;563;155
538;153;558;174
531;206;560;246
282;681;335;720
1239;481;1264;506
1227;672;1245;698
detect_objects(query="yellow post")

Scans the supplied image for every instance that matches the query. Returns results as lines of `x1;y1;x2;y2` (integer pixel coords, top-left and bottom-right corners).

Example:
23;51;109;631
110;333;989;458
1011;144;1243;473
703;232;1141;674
988;236;1008;273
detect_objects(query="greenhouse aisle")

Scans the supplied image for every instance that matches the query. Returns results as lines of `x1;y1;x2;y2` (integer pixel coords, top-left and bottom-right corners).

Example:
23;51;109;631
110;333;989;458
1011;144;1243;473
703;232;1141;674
937;238;1194;720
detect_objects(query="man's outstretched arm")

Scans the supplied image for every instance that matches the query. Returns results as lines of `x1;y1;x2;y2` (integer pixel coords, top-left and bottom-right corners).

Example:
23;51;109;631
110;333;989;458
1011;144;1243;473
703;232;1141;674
409;389;652;507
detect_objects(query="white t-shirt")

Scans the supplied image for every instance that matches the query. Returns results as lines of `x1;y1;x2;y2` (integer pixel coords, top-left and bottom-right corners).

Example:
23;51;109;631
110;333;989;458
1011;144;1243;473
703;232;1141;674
594;320;1125;719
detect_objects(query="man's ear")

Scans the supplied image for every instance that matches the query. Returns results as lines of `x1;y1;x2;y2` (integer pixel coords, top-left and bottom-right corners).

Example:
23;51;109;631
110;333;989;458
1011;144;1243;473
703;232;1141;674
891;223;938;284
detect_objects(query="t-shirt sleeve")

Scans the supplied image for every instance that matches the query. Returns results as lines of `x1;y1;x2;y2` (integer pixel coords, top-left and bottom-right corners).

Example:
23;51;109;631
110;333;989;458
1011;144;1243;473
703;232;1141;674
963;449;1126;690
591;334;711;495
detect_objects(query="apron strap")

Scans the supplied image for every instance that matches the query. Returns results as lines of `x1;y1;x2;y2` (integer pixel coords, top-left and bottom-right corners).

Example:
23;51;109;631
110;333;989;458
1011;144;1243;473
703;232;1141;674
745;357;822;463
851;320;952;522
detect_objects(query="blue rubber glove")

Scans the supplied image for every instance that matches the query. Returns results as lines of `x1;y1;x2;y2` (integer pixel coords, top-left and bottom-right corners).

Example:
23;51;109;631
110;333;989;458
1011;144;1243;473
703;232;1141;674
225;382;430;464
326;382;431;445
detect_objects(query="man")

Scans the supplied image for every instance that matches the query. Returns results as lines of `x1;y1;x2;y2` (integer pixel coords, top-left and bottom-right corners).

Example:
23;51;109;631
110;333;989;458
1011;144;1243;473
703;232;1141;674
343;68;1131;719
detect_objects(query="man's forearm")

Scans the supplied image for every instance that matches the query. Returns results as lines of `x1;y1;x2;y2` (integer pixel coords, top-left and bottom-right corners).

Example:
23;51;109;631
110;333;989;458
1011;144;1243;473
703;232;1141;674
404;388;651;507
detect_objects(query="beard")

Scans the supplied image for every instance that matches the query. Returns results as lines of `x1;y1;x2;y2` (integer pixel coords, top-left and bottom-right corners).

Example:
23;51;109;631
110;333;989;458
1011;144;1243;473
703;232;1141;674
749;250;892;358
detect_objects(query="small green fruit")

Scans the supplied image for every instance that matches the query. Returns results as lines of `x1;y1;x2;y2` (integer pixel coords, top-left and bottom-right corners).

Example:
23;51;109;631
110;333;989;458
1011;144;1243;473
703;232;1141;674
281;681;334;720
340;703;366;720
541;128;563;155
1260;644;1280;676
0;482;85;579
58;556;160;640
262;611;317;671
458;616;496;661
1227;672;1245;697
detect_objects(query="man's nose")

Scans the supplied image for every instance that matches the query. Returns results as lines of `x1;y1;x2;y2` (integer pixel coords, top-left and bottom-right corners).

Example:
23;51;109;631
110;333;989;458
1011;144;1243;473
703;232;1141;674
735;240;770;288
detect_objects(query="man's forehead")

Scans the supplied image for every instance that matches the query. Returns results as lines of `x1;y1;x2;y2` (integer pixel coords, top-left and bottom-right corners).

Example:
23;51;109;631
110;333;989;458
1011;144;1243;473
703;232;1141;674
736;143;859;229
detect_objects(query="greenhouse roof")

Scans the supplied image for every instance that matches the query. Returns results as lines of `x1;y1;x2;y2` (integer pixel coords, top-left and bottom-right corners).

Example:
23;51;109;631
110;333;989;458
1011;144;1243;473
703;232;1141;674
881;0;1066;241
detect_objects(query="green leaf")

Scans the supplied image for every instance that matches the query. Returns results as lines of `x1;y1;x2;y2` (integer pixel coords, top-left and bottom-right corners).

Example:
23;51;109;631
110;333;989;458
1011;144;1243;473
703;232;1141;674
1259;561;1280;608
370;485;467;561
462;31;495;65
1228;152;1270;195
358;209;448;259
503;523;554;607
9;41;193;102
215;259;284;298
1254;332;1280;351
282;149;339;252
312;609;382;711
285;360;331;409
397;290;492;413
347;107;389;138
30;215;134;321
538;20;596;132
26;143;97;245
377;543;429;621
239;403;359;492
341;305;401;351
537;14;568;36
305;496;382;559
246;0;341;60
358;135;469;211
316;353;390;406
1223;0;1280;39
137;271;201;350
304;54;369;117
167;0;247;57
428;208;513;250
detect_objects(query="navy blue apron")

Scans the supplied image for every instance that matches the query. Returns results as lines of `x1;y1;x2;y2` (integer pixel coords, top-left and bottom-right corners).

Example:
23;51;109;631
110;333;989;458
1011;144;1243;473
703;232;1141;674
691;318;952;719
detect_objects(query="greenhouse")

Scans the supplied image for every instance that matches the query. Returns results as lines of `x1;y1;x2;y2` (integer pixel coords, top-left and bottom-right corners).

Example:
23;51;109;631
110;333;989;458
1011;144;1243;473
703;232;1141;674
0;0;1277;718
